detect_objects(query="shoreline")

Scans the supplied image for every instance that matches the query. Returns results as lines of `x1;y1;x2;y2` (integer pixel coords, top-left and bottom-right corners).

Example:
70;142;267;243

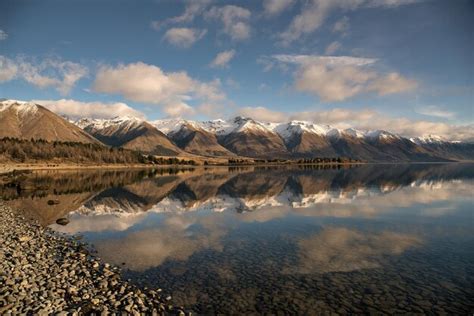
0;203;184;314
2;160;470;175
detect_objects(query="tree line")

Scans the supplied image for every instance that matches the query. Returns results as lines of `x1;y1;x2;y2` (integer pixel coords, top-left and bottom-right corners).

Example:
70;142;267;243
227;157;360;165
0;137;197;165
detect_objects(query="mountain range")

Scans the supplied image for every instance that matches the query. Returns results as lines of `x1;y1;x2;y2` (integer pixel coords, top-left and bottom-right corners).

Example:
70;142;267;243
1;99;473;162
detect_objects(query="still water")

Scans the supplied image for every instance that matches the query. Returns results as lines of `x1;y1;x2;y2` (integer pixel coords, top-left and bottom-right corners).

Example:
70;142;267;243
3;164;473;314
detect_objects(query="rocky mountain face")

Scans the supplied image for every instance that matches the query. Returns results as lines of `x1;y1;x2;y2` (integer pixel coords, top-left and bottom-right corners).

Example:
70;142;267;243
151;117;473;161
153;120;234;157
76;117;182;156
0;100;100;144
214;117;288;158
1;99;472;162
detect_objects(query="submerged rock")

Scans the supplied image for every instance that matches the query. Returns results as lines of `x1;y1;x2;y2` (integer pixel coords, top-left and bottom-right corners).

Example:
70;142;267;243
0;202;182;314
55;217;69;225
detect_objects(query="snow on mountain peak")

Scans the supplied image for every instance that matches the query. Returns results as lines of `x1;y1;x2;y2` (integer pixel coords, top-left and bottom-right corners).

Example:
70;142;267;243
152;118;203;134
0;99;39;116
271;120;332;142
343;128;366;138
410;134;446;145
366;130;399;141
75;116;144;130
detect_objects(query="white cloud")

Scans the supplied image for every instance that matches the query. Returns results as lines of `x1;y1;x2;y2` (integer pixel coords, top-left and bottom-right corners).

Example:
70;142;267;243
32;99;146;120
210;49;236;68
279;0;422;45
415;105;456;119
0;56;18;82
0;55;87;95
150;0;212;30
367;72;418;96
239;106;288;122
163;101;196;118
93;62;225;115
325;41;342;55
268;54;417;102
235;106;474;141
263;0;295;16
197;103;226;118
205;5;251;41
333;16;350;33
163;27;207;48
272;54;377;66
0;30;8;41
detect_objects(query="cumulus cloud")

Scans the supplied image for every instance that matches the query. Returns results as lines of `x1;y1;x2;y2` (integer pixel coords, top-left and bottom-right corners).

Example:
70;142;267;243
325;41;341;54
367;72;418;96
235;106;474;141
0;30;8;40
210;49;236;68
267;54;417;102
197;103;226;118
333;16;350;33
163;27;207;48
205;5;251;41
263;0;295;17
92;61;224;115
0;55;87;95
150;0;212;30
239;106;288;122
31;99;146;120
279;0;421;45
0;56;18;82
415;105;456;119
163;101;196;118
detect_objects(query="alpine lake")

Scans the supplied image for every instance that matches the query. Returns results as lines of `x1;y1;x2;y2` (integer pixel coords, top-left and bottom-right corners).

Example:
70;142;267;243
2;163;473;314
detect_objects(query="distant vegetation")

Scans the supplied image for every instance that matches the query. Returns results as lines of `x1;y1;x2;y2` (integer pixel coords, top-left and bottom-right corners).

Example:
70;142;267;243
227;157;360;165
0;137;359;167
0;138;197;165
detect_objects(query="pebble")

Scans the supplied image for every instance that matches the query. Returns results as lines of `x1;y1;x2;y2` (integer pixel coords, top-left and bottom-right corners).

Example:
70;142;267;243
0;203;183;314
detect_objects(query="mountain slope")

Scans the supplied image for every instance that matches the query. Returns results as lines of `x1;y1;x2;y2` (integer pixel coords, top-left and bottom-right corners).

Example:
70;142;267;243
153;120;235;157
0;100;100;144
216;117;288;158
411;135;474;161
77;117;182;156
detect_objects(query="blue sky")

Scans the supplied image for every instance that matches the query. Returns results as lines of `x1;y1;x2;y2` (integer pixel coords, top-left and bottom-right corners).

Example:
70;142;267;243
0;0;473;139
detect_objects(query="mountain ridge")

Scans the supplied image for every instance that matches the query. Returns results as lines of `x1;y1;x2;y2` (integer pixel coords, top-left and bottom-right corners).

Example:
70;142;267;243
1;99;472;162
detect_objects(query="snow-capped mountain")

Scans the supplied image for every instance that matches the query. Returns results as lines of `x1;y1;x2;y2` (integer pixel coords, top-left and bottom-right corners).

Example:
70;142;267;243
76;116;144;131
76;113;472;161
2;99;471;161
0;99;100;144
76;116;181;155
410;134;446;145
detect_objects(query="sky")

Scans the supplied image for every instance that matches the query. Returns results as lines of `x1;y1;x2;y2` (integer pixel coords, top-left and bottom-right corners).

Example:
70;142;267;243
0;0;473;140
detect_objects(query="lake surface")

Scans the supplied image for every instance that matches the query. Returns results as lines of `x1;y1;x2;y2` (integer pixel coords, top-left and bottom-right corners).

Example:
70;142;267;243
3;164;473;314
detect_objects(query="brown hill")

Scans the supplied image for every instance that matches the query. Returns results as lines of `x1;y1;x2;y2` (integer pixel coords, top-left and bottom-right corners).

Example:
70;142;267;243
169;124;235;157
78;118;182;156
0;100;100;144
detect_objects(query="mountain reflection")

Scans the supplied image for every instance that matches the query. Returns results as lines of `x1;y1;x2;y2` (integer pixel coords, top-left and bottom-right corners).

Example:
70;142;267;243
4;164;473;312
2;164;473;227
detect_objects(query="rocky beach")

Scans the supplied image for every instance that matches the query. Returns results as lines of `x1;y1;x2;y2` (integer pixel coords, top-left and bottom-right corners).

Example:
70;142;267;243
0;202;183;315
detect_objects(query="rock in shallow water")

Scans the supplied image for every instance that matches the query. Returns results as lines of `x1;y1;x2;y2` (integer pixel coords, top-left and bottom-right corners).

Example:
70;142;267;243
0;202;183;314
55;218;69;225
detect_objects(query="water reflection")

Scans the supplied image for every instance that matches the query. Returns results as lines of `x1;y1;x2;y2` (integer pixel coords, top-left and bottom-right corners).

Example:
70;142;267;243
289;228;422;274
2;164;473;313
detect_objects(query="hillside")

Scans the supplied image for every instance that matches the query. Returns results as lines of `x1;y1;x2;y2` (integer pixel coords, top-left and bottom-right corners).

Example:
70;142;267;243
77;117;182;156
0;100;100;144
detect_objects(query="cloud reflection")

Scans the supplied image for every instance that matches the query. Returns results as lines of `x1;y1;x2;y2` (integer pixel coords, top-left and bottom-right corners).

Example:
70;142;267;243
288;228;422;274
